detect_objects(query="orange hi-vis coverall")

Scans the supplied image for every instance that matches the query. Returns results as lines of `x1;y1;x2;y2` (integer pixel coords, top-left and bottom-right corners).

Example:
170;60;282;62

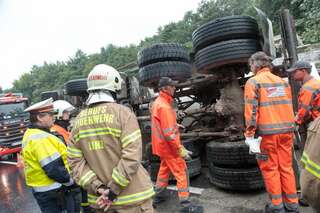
151;91;189;201
296;77;320;125
51;124;71;144
244;68;298;210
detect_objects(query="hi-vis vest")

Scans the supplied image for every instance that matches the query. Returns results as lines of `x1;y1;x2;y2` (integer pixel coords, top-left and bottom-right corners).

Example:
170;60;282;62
22;128;69;192
68;102;154;208
244;68;295;137
296;78;320;125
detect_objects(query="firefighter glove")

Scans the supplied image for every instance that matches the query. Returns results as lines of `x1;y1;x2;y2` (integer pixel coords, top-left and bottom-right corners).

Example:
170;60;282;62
245;136;262;154
179;146;192;160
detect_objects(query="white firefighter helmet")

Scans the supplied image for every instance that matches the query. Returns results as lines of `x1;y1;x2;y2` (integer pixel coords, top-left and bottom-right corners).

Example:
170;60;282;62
87;64;122;92
53;100;75;119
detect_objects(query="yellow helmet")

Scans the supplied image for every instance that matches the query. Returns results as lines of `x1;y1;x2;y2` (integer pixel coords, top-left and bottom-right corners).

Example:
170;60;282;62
87;64;122;92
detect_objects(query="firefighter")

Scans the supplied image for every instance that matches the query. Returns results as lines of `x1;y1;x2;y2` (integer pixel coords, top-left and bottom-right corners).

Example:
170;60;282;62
67;64;154;213
51;100;75;144
244;52;299;213
22;98;74;213
51;100;90;213
151;77;203;213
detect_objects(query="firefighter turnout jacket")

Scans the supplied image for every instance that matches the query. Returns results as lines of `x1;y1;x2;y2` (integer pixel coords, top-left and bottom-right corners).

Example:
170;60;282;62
244;68;295;137
151;91;182;158
22;127;72;192
67;103;154;209
296;78;320;125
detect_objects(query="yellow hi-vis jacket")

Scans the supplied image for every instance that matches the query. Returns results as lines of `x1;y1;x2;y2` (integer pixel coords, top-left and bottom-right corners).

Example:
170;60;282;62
22;128;72;192
68;102;154;209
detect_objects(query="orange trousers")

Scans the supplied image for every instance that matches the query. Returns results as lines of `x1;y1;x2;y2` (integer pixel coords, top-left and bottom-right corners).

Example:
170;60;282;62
258;133;298;208
155;157;189;200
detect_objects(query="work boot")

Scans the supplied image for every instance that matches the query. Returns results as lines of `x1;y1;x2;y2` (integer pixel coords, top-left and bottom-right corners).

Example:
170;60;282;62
180;200;204;213
152;187;167;206
265;203;286;213
284;202;300;213
298;192;309;207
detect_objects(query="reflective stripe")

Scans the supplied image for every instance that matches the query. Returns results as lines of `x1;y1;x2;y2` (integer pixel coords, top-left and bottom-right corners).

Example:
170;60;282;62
87;187;155;206
258;127;294;135
163;127;175;134
67;147;83;158
248;103;258;126
300;103;310;110
23;132;51;148
154;124;165;140
283;193;298;199
303;86;316;92
165;134;176;141
121;130;141;148
245;99;258;105
270;194;282;199
284;202;298;209
260;100;292;107
39;152;61;167
158;178;168;183
88;194;98;204
112;168;129;187
301;152;320;178
258;82;289;88
113;187;155;205
258;122;295;130
81;202;89;207
32;182;61;192
75;127;121;142
79;171;96;187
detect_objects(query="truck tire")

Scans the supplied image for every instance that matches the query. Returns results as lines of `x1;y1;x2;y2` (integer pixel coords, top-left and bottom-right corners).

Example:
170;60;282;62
138;61;192;87
138;43;190;67
195;39;261;73
208;164;264;191
65;78;88;96
192;16;259;52
41;91;59;101
150;157;201;181
206;140;257;167
183;139;200;157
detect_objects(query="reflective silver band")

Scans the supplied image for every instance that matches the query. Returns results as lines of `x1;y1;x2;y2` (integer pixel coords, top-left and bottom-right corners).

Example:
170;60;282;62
32;182;61;192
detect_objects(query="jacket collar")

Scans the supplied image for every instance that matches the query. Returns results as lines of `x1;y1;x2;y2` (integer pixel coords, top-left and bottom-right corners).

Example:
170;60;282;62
256;67;271;75
159;91;174;104
303;75;314;85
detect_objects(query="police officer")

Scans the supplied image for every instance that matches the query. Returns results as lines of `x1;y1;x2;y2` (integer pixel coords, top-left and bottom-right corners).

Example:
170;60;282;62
67;64;154;212
22;98;74;213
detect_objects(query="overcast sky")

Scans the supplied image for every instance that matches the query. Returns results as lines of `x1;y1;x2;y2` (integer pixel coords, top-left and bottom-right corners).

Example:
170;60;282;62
0;0;201;89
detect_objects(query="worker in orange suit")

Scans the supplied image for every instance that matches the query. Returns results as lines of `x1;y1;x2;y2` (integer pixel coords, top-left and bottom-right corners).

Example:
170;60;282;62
151;77;203;213
244;52;299;213
286;61;320;143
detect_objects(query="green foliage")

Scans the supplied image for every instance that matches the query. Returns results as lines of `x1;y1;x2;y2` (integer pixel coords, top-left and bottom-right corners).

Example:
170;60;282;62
11;0;320;102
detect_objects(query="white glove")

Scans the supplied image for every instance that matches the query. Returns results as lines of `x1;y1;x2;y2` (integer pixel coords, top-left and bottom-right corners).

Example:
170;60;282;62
179;147;192;160
245;136;262;154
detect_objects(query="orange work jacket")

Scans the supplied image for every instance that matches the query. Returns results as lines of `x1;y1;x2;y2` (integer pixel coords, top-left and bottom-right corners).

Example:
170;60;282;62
51;124;70;145
151;91;182;158
244;68;295;137
296;78;320;125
